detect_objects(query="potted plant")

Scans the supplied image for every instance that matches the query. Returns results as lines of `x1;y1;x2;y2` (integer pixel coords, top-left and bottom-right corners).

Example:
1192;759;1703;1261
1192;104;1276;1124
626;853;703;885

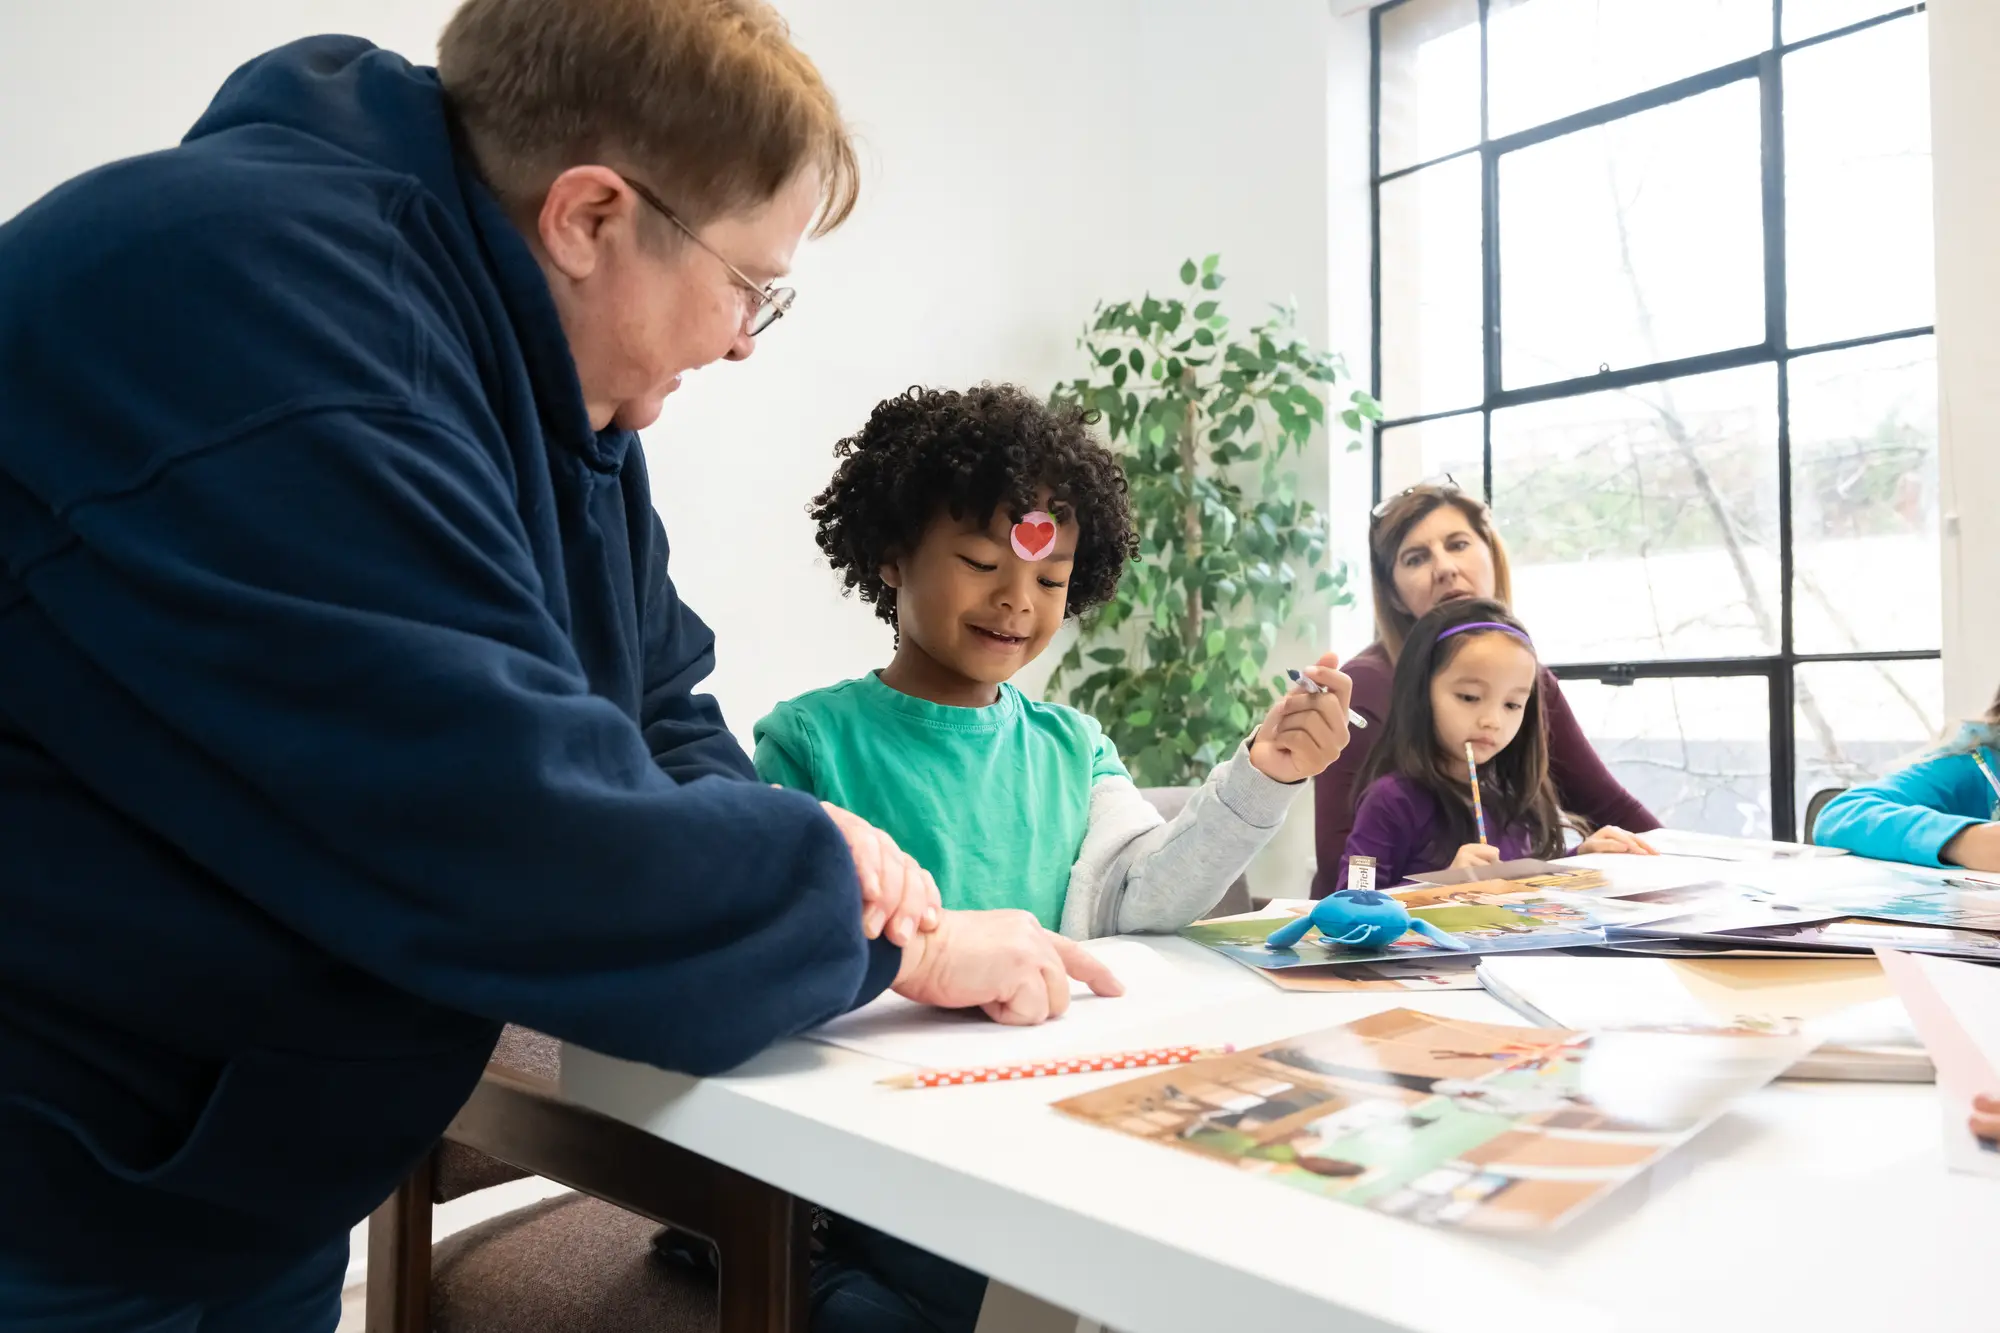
1048;255;1378;788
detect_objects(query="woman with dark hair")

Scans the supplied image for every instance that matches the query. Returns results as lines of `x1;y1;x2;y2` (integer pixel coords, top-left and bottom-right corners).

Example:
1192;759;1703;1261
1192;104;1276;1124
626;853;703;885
1311;483;1658;895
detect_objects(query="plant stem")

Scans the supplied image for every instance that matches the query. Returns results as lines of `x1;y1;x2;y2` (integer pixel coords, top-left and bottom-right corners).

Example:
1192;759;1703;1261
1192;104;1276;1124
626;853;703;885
1180;370;1203;651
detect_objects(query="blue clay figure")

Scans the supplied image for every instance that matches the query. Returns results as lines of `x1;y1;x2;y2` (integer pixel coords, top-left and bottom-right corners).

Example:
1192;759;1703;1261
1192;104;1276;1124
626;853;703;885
1264;889;1469;953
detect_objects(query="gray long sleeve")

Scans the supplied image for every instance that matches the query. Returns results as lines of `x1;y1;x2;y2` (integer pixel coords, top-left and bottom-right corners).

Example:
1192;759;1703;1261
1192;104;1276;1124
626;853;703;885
1056;743;1301;940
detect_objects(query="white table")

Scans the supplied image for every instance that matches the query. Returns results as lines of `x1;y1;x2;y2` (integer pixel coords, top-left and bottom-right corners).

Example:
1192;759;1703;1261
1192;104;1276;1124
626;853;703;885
562;853;2000;1333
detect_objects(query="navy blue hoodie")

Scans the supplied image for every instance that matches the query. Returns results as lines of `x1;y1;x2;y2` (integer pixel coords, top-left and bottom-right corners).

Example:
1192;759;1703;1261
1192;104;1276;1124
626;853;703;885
0;37;896;1296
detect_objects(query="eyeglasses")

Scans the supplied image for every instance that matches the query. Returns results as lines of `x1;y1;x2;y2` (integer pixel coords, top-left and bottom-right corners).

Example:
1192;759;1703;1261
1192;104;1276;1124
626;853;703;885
619;174;796;337
1370;474;1465;521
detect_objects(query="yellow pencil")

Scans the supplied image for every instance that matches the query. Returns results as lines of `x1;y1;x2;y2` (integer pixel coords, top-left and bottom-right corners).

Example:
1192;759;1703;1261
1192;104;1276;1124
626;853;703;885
1466;741;1488;845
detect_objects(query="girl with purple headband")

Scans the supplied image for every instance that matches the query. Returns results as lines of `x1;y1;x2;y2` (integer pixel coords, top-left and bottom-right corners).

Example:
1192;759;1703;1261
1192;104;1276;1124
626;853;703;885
1334;597;1656;890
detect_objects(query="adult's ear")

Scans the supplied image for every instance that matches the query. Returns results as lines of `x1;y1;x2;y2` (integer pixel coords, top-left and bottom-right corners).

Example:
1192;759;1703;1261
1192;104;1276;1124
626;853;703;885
536;165;636;280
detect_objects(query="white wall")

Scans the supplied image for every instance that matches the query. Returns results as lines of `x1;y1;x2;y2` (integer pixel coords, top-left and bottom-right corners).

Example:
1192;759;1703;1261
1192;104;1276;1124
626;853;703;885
1929;0;2000;721
655;0;1349;732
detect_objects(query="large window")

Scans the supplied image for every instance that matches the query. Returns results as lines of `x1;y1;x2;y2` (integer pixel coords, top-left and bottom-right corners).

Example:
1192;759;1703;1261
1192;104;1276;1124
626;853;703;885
1370;0;1938;839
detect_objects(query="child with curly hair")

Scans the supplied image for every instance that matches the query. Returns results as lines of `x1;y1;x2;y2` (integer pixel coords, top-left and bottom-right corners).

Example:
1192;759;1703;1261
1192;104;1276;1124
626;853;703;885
757;383;1356;1333
757;382;1355;939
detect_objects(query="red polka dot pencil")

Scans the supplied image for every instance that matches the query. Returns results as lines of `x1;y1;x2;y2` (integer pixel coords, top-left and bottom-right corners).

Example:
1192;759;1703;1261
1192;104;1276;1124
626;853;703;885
877;1044;1236;1089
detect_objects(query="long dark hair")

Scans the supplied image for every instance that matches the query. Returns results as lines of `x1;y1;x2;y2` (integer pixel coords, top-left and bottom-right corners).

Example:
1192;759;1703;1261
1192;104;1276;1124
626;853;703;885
1356;597;1568;859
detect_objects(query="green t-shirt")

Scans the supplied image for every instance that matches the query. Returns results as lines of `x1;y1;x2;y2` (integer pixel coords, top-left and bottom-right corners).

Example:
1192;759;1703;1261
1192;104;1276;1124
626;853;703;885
752;673;1129;929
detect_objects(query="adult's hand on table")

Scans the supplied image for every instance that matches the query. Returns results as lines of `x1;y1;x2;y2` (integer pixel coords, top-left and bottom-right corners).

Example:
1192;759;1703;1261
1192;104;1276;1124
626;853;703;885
1575;825;1658;856
892;909;1125;1025
818;801;942;946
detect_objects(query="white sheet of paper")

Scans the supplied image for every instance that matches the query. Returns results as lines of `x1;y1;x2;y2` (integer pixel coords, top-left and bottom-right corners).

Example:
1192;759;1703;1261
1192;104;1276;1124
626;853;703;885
1876;949;2000;1176
1642;828;1849;861
803;938;1228;1070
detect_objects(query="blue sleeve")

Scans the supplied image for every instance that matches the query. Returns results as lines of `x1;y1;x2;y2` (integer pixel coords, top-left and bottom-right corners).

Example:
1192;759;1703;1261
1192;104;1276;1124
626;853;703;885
753;704;821;794
634;509;757;784
1811;750;1995;867
16;405;898;1074
1339;778;1423;891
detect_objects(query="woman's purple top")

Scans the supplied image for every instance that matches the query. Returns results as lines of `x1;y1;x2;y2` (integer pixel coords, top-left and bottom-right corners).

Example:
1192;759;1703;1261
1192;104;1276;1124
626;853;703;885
1335;773;1537;892
1311;641;1659;898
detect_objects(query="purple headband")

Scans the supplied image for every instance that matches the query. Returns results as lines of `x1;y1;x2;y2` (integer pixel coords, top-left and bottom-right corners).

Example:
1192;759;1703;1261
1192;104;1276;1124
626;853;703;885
1438;621;1533;647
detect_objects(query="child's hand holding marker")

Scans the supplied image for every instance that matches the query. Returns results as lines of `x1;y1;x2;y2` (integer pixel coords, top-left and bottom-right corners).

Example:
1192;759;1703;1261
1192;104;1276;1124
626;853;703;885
1248;651;1359;785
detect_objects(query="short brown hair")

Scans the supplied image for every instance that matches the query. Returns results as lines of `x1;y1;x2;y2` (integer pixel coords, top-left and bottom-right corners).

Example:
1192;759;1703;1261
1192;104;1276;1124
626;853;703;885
1368;483;1515;660
438;0;858;235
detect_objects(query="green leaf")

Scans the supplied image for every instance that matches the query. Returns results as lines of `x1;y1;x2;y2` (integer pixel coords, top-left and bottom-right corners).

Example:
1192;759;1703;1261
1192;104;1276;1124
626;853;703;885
1205;627;1225;656
1340;408;1362;431
1238;656;1261;685
1193;301;1218;320
1179;259;1198;285
1127;348;1145;374
1201;273;1223;291
1202;253;1220;274
1088;647;1126;664
1126;709;1154;728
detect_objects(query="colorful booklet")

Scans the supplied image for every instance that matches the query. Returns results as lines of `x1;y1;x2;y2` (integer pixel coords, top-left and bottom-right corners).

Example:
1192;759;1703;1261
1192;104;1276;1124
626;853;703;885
1178;884;1606;972
1054;1008;1807;1232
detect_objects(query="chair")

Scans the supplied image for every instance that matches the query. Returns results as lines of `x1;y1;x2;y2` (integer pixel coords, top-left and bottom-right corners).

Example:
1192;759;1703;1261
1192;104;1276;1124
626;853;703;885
1802;787;1849;845
1138;786;1255;915
365;1026;808;1333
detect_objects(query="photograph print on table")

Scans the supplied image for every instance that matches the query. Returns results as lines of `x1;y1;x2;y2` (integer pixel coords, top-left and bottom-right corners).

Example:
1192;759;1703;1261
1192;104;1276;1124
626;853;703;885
1055;1009;1803;1233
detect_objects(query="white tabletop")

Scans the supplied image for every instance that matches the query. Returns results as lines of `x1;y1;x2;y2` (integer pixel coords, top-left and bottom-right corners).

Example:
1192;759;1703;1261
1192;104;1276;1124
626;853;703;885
561;853;2000;1333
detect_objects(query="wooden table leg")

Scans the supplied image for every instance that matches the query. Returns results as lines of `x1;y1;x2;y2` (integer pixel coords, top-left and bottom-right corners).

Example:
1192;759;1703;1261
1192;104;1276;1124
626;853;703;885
364;1154;434;1333
714;1170;811;1333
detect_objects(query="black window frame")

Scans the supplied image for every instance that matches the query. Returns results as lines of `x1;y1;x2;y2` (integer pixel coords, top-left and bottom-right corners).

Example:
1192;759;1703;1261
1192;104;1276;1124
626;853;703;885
1367;0;1938;840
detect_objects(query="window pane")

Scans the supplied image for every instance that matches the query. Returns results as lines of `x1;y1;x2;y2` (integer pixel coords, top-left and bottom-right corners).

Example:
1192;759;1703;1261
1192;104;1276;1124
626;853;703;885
1493;365;1780;662
1785;13;1933;347
1499;82;1764;390
1795;659;1943;832
1380;155;1484;419
1487;0;1770;136
1559;676;1773;837
1379;0;1481;174
1378;413;1484;500
1789;336;1940;654
1784;1;1919;43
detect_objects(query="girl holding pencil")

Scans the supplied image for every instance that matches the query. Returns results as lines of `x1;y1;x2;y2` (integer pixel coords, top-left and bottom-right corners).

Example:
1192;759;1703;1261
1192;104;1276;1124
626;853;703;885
1333;598;1655;891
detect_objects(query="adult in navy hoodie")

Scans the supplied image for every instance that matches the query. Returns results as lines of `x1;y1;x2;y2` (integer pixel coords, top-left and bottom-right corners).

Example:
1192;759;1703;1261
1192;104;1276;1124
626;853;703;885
0;13;1112;1327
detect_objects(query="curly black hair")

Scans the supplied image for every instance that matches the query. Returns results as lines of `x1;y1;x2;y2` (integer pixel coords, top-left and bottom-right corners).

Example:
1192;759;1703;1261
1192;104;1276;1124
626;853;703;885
810;384;1137;628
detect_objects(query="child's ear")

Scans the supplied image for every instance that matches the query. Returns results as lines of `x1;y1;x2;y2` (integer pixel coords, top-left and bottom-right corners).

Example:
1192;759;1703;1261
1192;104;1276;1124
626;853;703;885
879;557;902;590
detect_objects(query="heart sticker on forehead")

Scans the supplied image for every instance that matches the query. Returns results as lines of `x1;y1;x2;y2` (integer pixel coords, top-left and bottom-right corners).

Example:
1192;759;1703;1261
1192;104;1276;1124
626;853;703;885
1010;511;1058;562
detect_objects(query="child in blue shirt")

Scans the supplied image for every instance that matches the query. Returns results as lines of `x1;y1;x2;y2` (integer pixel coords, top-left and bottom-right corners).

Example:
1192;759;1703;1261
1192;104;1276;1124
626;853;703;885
1811;685;2000;869
760;383;1357;1333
